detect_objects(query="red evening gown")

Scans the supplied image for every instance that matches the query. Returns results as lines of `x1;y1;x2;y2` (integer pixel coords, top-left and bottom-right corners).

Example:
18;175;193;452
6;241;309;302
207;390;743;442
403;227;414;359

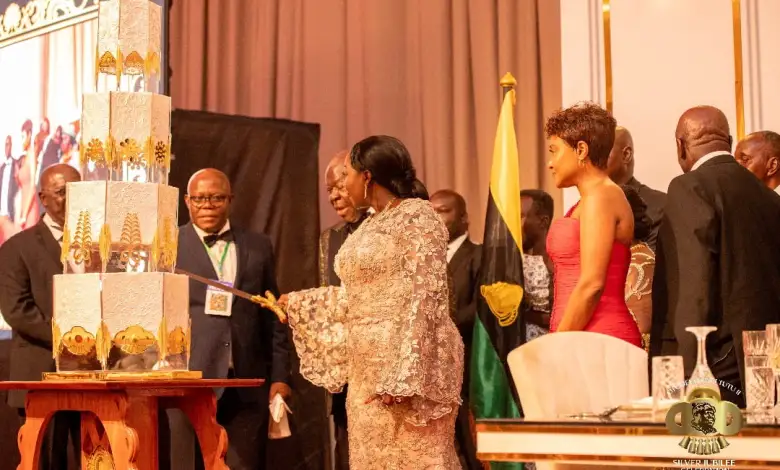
547;202;643;348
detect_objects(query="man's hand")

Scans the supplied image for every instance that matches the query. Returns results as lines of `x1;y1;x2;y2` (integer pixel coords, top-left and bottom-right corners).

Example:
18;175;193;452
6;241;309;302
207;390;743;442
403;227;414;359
278;294;288;309
269;382;292;401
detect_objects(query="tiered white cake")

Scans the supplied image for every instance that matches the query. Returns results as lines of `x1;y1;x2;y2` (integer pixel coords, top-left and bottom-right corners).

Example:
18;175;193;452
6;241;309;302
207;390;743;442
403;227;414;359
50;0;194;378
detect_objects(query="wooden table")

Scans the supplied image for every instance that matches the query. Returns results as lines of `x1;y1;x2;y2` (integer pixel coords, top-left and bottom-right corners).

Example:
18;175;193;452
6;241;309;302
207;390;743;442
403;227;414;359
0;378;263;470
477;415;780;468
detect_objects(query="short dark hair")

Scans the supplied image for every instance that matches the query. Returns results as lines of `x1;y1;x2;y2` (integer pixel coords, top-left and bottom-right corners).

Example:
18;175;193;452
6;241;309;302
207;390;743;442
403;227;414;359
350;135;419;199
753;130;780;157
520;189;554;220
544;102;617;169
430;189;467;214
21;119;33;134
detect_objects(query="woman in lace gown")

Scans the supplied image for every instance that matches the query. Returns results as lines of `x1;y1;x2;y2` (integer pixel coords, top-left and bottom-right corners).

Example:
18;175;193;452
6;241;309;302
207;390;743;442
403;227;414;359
621;185;655;351
544;103;642;348
280;136;464;469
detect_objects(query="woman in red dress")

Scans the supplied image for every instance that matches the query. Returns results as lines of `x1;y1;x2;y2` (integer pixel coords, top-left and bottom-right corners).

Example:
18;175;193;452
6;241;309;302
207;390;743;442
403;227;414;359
544;103;642;348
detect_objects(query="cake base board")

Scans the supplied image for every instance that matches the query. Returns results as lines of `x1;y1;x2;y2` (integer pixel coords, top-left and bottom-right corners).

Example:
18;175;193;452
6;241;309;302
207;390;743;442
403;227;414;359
42;370;202;381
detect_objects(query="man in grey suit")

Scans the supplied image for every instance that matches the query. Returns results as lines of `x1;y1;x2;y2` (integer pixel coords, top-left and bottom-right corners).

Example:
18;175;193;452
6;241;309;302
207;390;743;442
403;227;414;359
170;168;291;470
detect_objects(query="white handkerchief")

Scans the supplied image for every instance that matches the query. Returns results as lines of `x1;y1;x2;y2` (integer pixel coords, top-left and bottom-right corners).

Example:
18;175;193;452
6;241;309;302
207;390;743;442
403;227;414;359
268;393;292;439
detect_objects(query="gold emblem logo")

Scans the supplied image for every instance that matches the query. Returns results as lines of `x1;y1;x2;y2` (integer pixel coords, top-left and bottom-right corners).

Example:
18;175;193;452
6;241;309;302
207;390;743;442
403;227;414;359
665;387;743;455
113;325;156;355
480;282;524;326
62;326;97;356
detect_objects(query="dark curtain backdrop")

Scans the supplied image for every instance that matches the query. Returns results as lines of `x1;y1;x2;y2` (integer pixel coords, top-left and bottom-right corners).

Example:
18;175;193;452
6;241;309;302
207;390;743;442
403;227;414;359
170;109;328;469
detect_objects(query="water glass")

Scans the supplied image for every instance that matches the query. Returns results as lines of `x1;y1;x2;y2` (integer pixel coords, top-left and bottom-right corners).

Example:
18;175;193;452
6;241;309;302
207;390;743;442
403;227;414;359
743;330;768;356
652;356;684;414
746;355;775;412
765;324;780;411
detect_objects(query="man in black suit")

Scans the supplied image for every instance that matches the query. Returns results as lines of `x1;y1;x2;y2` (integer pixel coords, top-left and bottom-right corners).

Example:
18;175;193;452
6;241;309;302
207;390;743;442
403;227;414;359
176;168;291;470
606;126;666;252
318;152;366;470
0;163;81;470
431;189;480;470
1;135;20;241
650;106;780;408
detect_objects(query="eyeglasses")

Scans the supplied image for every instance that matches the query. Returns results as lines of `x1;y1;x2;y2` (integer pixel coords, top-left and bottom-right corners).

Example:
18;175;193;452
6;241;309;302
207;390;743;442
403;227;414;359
187;195;230;207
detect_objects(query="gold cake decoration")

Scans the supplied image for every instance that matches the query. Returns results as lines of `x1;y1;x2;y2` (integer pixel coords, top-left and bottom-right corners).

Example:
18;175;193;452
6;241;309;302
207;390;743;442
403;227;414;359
62;326;97;356
60;226;71;265
167;326;187;356
96;322;111;369
151;216;177;271
72;211;93;266
98;224;112;272
113;325;156;355
118;212;143;270
96;49;160;82
52;321;62;359
117;138;144;169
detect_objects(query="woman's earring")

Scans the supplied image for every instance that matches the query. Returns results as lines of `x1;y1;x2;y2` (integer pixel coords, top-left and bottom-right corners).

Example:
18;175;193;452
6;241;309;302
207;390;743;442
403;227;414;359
363;182;368;201
578;158;585;168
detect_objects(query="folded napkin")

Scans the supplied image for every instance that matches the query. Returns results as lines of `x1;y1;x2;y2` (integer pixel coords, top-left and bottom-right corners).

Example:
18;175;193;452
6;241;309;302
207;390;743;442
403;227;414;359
268;393;292;439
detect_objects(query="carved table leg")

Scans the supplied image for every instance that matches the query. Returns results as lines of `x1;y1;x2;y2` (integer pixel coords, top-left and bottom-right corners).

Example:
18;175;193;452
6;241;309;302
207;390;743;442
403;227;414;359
15;409;53;470
167;390;229;470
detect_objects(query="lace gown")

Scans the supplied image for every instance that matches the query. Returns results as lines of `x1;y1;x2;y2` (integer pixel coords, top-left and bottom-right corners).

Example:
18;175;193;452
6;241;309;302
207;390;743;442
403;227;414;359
287;198;464;470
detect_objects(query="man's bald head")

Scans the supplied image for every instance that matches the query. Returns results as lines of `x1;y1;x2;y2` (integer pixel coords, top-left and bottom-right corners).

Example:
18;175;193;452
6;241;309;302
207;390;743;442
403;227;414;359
606;126;635;183
676;106;732;173
185;168;233;233
39;163;81;227
187;168;231;195
735;131;780;190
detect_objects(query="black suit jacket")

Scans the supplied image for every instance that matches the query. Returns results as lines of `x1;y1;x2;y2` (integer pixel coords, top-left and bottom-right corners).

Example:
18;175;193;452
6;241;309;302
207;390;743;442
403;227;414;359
448;238;480;397
626;177;666;252
650;155;780;406
318;216;365;425
176;223;290;402
0;161;19;221
318;215;366;287
0;220;62;408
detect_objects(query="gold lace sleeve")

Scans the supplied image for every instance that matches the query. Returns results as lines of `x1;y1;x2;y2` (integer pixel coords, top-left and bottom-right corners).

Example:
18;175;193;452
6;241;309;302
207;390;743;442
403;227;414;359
626;242;655;351
376;202;464;426
287;286;349;393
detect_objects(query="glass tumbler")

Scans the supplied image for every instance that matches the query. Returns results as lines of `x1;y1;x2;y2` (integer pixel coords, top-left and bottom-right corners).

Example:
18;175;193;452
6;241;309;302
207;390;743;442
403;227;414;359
652;356;684;416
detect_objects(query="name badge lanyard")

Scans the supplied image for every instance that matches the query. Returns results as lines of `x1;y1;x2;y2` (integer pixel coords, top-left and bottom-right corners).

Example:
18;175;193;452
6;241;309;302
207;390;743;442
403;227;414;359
203;241;231;281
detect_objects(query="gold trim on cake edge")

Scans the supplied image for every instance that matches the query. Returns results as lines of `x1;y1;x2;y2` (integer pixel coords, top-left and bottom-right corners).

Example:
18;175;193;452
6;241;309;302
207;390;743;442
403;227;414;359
43;370;203;381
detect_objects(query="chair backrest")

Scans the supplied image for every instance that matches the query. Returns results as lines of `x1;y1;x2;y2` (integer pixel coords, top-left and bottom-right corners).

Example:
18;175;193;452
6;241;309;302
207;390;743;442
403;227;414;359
508;331;648;419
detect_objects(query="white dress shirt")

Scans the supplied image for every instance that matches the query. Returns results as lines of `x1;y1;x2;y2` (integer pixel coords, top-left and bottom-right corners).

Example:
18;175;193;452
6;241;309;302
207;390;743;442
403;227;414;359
691;150;732;172
193;221;237;283
446;233;468;263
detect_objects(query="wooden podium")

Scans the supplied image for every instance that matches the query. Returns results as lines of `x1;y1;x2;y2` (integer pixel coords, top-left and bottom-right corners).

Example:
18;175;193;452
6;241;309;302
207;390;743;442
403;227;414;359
0;378;263;470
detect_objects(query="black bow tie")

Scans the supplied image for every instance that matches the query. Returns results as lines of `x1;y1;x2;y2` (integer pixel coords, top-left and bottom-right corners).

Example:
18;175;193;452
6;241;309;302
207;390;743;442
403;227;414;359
203;230;233;248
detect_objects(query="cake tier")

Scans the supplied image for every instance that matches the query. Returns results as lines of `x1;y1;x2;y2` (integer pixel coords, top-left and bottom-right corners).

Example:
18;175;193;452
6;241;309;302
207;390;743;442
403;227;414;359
80;91;171;184
63;181;178;274
53;272;190;374
96;0;162;91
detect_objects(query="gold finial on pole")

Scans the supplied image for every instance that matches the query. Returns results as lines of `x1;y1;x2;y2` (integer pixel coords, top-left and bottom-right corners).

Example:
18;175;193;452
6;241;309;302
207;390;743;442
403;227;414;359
500;73;517;101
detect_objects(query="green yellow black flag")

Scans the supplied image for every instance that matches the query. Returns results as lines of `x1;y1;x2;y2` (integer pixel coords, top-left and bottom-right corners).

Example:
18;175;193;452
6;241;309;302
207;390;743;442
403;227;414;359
470;73;526;469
